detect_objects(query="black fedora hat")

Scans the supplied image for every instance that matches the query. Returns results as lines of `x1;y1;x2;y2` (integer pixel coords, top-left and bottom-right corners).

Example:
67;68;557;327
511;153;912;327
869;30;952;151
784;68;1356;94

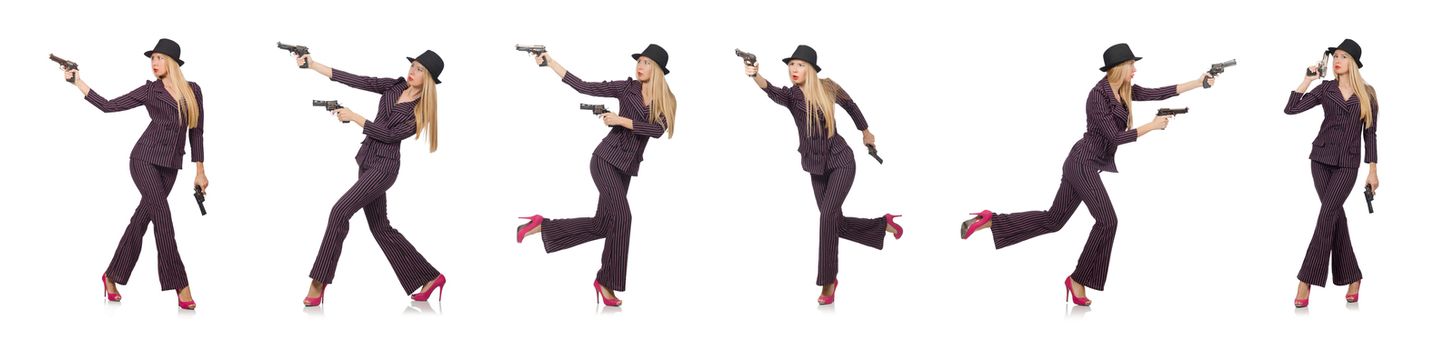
1326;39;1364;68
406;50;444;84
631;44;670;75
1099;43;1142;72
781;45;822;72
142;38;185;66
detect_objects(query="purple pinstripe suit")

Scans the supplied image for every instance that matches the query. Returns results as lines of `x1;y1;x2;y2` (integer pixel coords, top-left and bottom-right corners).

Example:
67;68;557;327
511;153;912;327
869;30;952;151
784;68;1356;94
538;72;666;292
1283;80;1378;287
85;80;204;291
308;69;441;294
989;78;1177;291
761;81;888;286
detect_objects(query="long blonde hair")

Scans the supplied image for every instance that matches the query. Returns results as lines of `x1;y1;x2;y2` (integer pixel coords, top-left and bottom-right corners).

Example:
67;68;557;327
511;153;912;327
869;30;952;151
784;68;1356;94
801;67;845;138
1344;63;1375;129
1106;62;1134;129
162;57;200;129
644;60;677;138
413;77;439;152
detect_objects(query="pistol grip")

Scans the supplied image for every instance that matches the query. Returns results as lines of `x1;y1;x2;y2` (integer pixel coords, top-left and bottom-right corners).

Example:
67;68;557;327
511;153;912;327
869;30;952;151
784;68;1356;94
66;74;75;84
539;55;549;67
1201;77;1212;89
300;57;310;69
1306;67;1318;77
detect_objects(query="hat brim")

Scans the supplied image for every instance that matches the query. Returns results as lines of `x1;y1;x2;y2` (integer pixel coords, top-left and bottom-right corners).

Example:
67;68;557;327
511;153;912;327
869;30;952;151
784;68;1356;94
631;54;670;75
406;57;442;84
143;51;184;66
1099;57;1142;72
781;58;822;73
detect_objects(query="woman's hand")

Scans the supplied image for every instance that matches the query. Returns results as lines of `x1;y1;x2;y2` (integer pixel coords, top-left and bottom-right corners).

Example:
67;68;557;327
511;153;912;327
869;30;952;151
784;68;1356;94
295;54;311;69
194;168;209;194
333;107;364;125
745;64;759;77
62;67;79;84
1200;72;1216;88
601;112;633;129
1366;168;1379;192
533;52;551;67
1305;63;1322;82
862;129;876;147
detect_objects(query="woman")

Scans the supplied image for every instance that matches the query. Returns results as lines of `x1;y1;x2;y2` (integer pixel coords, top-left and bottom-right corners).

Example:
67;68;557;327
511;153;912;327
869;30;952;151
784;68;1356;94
959;43;1215;306
63;39;206;310
290;49;447;307
515;44;677;307
743;45;903;305
1283;39;1377;308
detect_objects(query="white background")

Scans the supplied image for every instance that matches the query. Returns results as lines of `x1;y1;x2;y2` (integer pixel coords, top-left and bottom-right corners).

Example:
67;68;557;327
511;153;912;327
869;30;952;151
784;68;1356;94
2;0;1449;348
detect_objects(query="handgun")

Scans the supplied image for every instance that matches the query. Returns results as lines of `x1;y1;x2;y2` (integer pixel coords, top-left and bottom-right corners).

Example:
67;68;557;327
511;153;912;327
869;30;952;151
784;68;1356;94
1363;184;1374;214
50;54;79;83
1306;52;1330;78
735;49;758;77
313;100;349;123
1204;59;1236;88
581;103;611;115
1156;107;1189;117
517;45;548;67
866;144;884;164
193;185;207;216
277;42;311;68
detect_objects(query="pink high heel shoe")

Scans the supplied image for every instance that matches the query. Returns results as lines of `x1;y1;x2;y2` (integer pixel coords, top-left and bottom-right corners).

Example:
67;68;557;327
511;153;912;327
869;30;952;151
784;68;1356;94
1294;282;1310;308
885;214;904;239
817;279;839;305
411;274;447;302
517;215;544;243
1064;276;1091;306
303;283;327;307
101;274;122;302
594;280;623;307
962;210;992;240
177;290;196;310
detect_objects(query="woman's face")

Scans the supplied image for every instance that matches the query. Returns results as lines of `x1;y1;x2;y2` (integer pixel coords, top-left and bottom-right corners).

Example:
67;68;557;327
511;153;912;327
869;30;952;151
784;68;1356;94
150;54;168;78
1125;61;1137;81
635;57;654;82
1332;49;1352;75
406;61;426;88
788;60;809;85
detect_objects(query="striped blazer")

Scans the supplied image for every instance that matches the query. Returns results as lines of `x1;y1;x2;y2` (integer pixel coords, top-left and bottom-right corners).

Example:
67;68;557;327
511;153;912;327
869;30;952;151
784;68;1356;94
761;83;869;175
331;69;419;169
562;72;666;177
84;80;204;169
1283;80;1379;168
1069;78;1177;173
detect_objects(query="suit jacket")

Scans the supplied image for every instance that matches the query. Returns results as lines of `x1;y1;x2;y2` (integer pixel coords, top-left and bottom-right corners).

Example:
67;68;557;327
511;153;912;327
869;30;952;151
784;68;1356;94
761;82;869;175
85;80;205;169
1283;80;1379;168
331;70;419;170
562;72;666;177
1068;78;1178;173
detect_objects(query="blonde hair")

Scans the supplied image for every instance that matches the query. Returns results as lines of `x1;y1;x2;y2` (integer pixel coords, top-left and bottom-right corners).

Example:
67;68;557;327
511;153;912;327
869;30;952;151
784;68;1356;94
644;60;677;138
1105;62;1134;129
162;57;200;129
801;67;845;138
413;77;439;152
1344;63;1375;129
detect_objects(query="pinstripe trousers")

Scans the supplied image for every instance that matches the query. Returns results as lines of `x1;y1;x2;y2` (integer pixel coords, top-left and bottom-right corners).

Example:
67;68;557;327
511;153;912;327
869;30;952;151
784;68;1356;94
540;156;633;292
105;159;190;291
990;157;1117;291
812;164;888;286
309;165;440;294
1298;160;1364;287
